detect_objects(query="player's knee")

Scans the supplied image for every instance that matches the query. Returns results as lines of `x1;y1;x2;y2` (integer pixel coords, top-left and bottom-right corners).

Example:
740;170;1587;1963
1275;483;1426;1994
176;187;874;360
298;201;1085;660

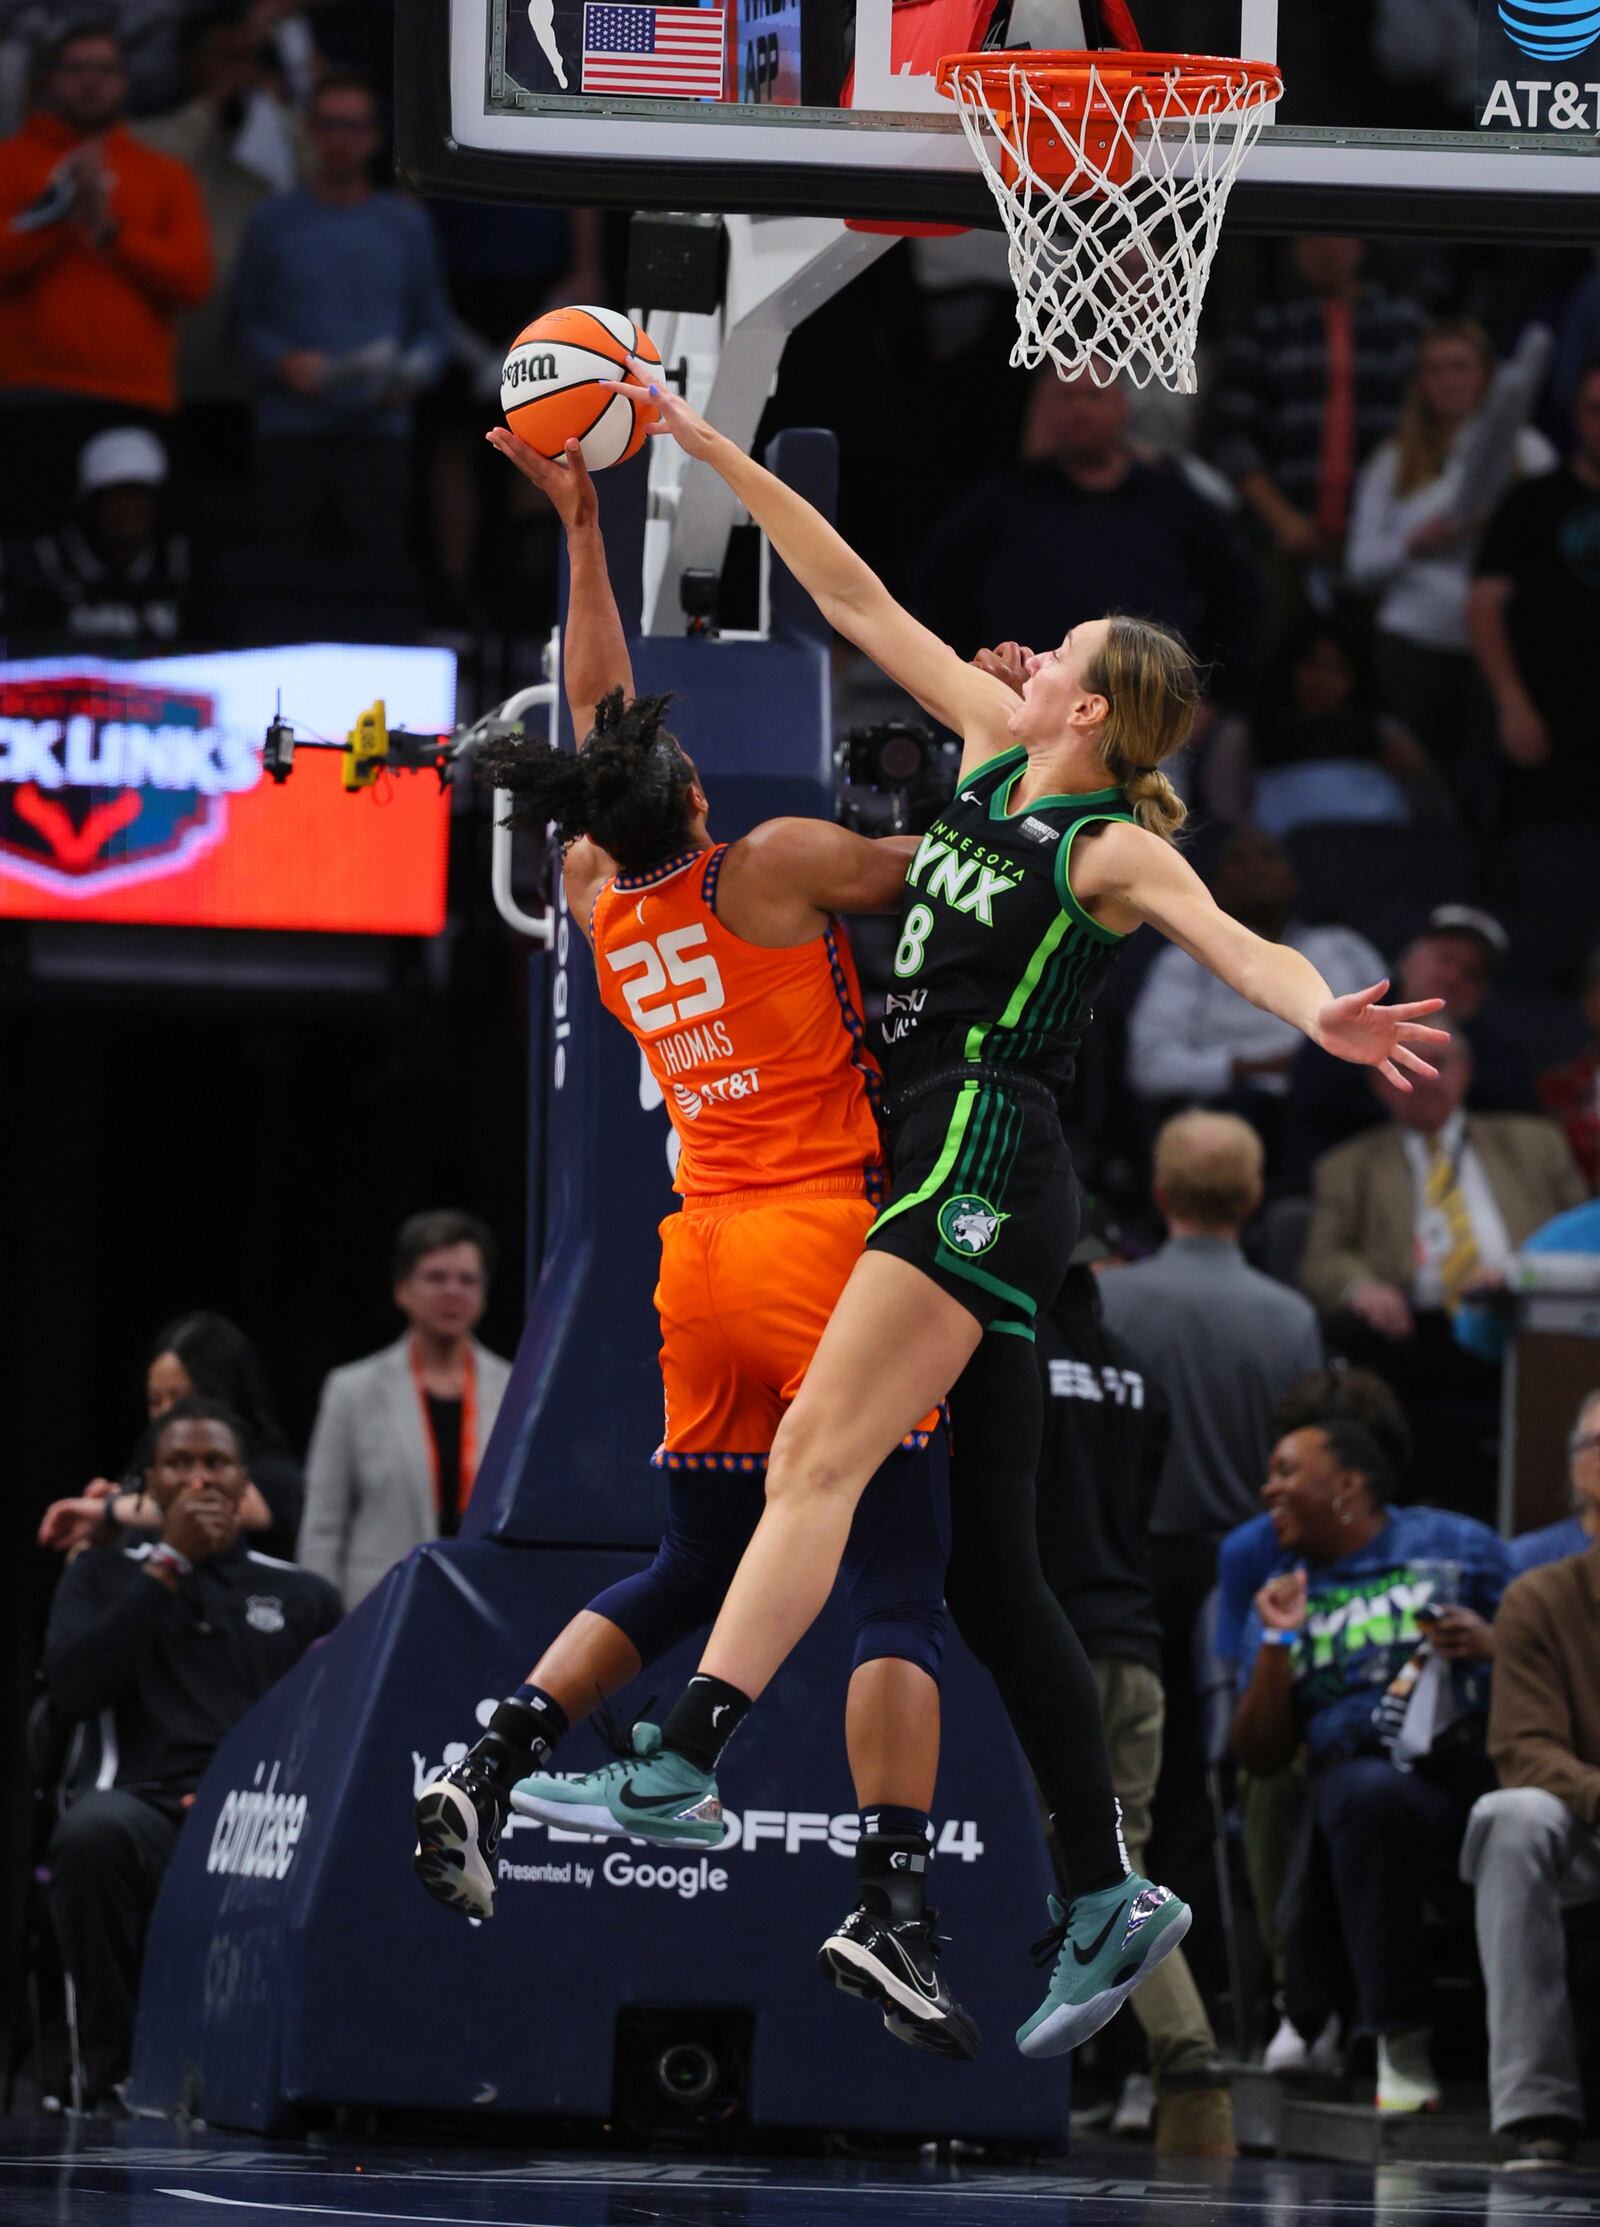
764;1417;860;1512
850;1614;945;1686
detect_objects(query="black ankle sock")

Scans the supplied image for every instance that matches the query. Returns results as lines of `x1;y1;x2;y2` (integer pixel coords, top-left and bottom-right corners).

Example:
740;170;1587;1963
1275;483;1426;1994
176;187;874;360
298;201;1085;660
1051;1794;1130;1900
856;1806;932;1925
661;1675;752;1772
471;1684;569;1789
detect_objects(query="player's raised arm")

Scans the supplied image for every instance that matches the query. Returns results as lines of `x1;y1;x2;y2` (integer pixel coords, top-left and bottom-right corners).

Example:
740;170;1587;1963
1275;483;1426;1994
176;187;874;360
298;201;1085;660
1075;823;1450;1087
487;428;634;740
619;367;1018;766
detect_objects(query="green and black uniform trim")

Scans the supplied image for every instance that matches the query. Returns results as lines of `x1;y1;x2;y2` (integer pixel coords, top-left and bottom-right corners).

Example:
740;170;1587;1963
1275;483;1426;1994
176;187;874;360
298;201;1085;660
866;748;1134;1338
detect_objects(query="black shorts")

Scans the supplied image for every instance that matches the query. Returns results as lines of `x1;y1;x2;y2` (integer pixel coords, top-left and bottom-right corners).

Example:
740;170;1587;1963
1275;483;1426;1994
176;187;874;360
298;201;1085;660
864;1067;1080;1340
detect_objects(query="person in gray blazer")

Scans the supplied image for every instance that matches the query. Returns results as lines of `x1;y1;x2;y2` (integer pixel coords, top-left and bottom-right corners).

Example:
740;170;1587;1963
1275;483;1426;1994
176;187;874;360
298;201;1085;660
298;1209;512;1607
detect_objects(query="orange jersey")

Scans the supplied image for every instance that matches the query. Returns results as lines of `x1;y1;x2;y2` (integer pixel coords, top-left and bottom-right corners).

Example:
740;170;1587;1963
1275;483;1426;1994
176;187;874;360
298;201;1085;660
590;843;884;1199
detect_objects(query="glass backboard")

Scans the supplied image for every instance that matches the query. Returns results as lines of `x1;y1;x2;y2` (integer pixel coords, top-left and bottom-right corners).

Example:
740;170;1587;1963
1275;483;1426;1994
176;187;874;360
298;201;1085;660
397;0;1600;234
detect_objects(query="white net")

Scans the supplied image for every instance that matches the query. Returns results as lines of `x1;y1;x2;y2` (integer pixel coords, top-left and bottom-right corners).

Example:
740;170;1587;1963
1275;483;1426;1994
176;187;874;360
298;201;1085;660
940;54;1280;394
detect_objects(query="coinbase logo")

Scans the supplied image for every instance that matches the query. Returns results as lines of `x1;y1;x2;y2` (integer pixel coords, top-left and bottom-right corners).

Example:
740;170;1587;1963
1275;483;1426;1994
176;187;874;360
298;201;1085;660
1498;0;1600;62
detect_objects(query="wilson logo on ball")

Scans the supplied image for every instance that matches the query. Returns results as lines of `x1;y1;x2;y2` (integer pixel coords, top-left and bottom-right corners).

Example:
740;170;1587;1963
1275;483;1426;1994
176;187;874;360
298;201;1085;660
500;303;662;471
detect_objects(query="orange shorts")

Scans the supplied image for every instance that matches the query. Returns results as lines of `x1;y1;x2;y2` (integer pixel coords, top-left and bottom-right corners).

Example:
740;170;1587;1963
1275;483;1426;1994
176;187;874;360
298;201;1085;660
653;1177;938;1471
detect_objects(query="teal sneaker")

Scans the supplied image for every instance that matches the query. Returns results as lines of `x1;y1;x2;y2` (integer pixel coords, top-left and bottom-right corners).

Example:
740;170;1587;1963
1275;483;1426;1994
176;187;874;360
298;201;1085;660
509;1722;727;1847
1016;1875;1191;2060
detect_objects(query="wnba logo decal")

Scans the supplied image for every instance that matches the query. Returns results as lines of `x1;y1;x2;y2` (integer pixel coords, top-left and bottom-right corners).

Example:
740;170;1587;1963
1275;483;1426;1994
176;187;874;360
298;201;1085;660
1496;0;1600;61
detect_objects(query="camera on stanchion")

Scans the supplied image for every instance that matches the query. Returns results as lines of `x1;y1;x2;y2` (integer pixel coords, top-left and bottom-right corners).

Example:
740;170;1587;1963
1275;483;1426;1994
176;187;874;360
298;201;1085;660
835;718;959;837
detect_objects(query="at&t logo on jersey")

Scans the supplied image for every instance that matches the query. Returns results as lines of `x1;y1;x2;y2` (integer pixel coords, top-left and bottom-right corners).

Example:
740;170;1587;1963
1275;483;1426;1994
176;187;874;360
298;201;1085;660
0;674;252;894
672;1068;760;1119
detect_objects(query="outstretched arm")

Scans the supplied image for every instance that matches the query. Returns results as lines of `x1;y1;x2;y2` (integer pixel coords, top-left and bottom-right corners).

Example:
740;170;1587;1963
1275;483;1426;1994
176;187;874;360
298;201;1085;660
1076;823;1448;1086
616;367;1018;768
487;429;633;740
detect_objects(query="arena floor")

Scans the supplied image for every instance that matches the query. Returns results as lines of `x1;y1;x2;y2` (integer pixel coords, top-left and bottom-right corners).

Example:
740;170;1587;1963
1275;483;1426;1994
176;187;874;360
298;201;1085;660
3;2119;1598;2227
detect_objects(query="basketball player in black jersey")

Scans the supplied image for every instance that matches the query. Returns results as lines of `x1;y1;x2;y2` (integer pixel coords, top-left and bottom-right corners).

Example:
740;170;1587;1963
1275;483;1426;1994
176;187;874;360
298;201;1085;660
518;367;1447;2057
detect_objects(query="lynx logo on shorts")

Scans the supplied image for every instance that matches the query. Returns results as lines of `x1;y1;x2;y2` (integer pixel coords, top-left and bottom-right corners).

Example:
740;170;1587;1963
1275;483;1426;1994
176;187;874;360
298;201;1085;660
937;1194;1006;1255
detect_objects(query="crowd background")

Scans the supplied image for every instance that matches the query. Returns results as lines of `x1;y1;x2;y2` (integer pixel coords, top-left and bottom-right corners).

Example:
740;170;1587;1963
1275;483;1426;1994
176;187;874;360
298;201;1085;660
3;0;1600;2165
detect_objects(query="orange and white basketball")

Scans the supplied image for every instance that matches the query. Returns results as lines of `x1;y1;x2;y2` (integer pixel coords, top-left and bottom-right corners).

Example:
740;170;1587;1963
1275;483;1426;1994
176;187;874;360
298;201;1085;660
500;305;663;470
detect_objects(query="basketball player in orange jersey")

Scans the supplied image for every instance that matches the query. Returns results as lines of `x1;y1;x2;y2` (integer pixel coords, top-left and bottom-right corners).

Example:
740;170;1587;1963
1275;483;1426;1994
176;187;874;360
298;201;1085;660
414;430;977;2058
517;367;1448;2062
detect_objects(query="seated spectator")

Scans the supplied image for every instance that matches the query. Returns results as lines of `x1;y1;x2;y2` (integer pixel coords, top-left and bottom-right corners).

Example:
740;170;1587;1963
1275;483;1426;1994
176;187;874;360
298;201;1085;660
1210;236;1425;596
905;366;1261;713
230;71;453;563
1231;1419;1509;2113
1537;942;1600;1191
1346;319;1554;816
1035;1261;1232;2159
299;1209;511;1607
1126;828;1384;1128
1509;1387;1600;1576
1300;1021;1584;1510
0;425;191;652
1214;1365;1415;2077
1282;905;1536;1187
1459;1528;1600;2167
37;1310;306;1564
42;1397;340;2112
1469;356;1600;826
0;21;212;530
1099;1112;1322;1955
1199;617;1443;832
135;6;297;486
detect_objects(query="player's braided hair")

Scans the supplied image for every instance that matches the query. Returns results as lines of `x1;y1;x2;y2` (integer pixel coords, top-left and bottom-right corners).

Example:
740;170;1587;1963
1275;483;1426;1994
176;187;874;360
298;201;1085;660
476;689;698;873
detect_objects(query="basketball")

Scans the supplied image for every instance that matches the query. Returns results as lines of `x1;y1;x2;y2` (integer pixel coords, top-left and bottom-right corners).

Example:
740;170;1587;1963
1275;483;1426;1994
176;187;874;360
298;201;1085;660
500;305;663;470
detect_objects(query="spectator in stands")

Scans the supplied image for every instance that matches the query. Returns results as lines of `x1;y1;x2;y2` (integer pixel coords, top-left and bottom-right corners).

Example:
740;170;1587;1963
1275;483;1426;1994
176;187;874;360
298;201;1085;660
136;6;296;487
1215;1365;1415;2077
905;367;1261;711
1537;942;1600;1191
298;1210;510;1607
1231;1418;1509;2113
1198;616;1444;832
1299;1021;1585;1510
1346;319;1554;814
1460;1526;1600;2167
1126;828;1385;1134
0;21;212;530
1099;1112;1322;1958
1469;356;1600;825
1210;236;1425;595
42;1397;340;2112
37;1310;305;1563
230;70;453;560
1282;904;1537;1187
1036;1261;1233;2159
0;424;191;652
1509;1387;1600;1576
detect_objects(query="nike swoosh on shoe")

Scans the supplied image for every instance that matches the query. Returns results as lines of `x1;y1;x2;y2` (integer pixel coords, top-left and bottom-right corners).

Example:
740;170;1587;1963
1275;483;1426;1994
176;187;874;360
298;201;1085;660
1071;1907;1122;1966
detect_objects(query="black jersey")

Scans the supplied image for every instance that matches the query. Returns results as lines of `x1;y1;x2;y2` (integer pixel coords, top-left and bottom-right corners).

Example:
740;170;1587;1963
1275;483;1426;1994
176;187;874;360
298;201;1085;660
882;748;1135;1097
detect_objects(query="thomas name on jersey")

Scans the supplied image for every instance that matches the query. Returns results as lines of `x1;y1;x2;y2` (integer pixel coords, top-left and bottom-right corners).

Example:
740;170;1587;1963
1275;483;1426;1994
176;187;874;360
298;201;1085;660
655;1017;735;1078
905;819;1024;927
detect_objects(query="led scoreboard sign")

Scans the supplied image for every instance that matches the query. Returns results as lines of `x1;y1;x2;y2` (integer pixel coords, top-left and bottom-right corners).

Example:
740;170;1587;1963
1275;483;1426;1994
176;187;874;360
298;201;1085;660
0;644;456;936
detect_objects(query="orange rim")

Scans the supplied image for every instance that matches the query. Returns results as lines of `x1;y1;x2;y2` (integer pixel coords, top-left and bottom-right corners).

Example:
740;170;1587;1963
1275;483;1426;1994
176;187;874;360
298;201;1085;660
933;48;1283;112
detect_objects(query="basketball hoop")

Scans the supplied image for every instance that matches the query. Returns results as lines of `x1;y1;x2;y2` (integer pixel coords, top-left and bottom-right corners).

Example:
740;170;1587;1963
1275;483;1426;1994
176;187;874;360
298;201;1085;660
934;50;1283;394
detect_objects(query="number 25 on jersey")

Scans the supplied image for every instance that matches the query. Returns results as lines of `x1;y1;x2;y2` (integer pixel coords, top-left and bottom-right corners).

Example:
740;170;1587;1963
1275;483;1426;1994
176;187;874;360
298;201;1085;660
606;925;726;1034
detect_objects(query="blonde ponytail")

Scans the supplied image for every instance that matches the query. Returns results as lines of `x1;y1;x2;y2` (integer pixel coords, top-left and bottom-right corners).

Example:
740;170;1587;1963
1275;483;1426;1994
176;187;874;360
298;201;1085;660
1084;614;1200;843
1122;764;1188;841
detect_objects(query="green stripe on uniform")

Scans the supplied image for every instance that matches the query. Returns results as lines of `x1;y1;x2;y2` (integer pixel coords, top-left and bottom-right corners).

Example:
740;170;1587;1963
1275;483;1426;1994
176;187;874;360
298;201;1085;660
871;1081;979;1236
932;1246;1038;1318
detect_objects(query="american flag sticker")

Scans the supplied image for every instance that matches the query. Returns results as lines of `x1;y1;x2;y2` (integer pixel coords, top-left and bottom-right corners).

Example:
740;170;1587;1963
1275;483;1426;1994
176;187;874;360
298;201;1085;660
581;2;726;97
